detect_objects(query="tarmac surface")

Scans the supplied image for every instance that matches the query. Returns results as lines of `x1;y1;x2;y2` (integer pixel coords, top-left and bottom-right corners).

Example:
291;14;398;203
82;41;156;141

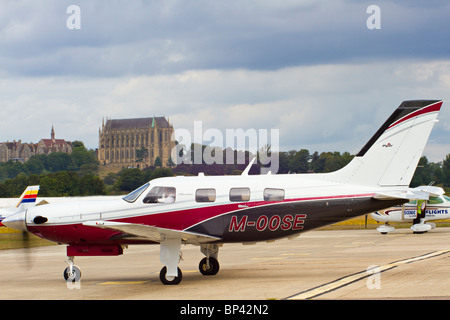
1;227;450;300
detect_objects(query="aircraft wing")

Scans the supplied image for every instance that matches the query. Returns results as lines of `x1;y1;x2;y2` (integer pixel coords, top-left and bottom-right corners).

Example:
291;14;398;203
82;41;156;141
83;220;221;245
373;186;445;201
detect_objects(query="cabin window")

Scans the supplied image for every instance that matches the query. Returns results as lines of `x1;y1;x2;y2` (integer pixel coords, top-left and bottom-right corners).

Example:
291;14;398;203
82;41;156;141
263;188;285;201
428;196;444;205
229;188;250;202
143;186;176;204
196;188;216;202
123;183;150;203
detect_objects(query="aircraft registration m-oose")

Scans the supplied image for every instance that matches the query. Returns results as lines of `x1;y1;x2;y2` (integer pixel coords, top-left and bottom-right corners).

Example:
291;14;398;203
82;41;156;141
3;100;443;284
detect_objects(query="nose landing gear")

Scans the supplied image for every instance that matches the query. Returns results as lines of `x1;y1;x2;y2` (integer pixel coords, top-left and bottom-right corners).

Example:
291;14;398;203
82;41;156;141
199;244;220;276
63;256;82;282
199;257;220;275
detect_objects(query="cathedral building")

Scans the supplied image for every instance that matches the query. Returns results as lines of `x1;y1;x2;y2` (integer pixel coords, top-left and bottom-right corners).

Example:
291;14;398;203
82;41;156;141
98;116;175;169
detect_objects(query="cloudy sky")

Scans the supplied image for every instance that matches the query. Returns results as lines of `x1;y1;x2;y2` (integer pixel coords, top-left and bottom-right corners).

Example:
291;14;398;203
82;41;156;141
1;0;450;162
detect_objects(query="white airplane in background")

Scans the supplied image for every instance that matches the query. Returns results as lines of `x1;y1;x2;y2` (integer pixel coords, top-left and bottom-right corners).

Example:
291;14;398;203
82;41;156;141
371;185;450;234
0;186;39;226
0;187;120;226
3;100;444;285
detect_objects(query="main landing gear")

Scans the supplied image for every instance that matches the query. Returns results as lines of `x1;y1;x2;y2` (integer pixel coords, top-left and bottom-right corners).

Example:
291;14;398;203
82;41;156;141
159;242;221;285
61;243;222;285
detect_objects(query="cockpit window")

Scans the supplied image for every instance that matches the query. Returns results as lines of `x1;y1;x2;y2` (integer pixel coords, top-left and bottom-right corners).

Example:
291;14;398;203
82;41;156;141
123;183;150;203
428;196;444;204
143;186;176;204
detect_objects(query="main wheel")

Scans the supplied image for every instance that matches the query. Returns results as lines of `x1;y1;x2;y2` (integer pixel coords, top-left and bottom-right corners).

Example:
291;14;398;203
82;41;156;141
159;266;182;285
199;257;220;276
63;266;82;282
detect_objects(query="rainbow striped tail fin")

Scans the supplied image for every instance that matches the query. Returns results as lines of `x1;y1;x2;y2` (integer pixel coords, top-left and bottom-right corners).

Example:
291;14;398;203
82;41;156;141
16;185;40;210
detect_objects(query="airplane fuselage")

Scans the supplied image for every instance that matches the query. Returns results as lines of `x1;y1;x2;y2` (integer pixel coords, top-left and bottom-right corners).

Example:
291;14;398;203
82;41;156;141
24;174;404;247
371;196;450;223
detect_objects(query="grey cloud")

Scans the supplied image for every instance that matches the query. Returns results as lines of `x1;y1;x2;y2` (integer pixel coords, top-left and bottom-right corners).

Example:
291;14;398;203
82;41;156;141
2;1;450;77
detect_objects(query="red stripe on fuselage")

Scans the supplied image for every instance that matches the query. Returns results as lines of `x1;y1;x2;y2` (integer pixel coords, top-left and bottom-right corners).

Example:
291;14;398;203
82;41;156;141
27;193;375;245
114;193;376;231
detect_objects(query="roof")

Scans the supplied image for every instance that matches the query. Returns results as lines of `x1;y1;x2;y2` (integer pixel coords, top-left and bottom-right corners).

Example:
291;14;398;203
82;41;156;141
105;117;171;130
40;139;69;148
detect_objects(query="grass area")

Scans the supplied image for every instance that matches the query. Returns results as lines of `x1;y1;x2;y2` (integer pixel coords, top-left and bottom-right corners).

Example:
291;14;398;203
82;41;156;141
319;215;381;230
97;165;122;180
0;229;56;250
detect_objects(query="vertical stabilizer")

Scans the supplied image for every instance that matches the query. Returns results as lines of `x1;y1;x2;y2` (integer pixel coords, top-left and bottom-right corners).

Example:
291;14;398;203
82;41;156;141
16;185;40;210
327;100;443;187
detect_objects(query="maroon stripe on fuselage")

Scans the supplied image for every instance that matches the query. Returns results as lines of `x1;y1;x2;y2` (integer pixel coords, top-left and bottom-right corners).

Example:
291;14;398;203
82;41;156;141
113;193;376;231
27;193;375;246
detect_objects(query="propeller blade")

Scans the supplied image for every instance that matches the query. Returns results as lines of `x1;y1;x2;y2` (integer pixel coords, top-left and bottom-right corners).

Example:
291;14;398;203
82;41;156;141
21;231;33;270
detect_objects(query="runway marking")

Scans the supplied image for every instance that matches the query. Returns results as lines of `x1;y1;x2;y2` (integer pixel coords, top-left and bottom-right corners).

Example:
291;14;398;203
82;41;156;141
285;249;450;300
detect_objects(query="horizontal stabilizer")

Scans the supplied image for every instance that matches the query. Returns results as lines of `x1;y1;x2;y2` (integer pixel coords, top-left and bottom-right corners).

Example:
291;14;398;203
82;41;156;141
412;185;445;197
83;220;221;244
373;185;445;201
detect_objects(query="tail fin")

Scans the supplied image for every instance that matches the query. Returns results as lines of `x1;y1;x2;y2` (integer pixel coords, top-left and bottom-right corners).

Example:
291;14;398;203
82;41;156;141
16;185;40;210
327;100;443;187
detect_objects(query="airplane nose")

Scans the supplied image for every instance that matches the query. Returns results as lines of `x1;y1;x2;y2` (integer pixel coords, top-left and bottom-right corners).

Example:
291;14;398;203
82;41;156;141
2;210;27;232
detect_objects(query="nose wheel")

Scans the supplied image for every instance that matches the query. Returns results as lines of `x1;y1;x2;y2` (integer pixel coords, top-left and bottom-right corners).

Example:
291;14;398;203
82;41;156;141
63;256;82;282
199;244;220;276
199;257;220;275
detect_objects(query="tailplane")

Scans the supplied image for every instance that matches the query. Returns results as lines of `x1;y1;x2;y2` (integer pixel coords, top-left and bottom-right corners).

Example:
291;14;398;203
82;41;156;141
327;100;443;187
16;185;40;210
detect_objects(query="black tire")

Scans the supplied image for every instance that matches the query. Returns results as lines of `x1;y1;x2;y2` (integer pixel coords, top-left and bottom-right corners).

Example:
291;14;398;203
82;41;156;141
199;257;220;276
159;266;182;285
63;266;82;282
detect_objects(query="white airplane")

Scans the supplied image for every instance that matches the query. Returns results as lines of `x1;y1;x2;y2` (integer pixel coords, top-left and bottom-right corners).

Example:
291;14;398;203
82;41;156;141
371;185;450;234
0;186;40;227
3;100;444;285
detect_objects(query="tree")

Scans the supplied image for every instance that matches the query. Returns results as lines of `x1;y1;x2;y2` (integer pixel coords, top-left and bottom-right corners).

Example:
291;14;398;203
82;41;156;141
47;153;73;172
79;174;106;195
135;147;148;163
442;154;450;187
154;156;162;167
288;149;310;173
114;168;146;192
70;142;97;169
